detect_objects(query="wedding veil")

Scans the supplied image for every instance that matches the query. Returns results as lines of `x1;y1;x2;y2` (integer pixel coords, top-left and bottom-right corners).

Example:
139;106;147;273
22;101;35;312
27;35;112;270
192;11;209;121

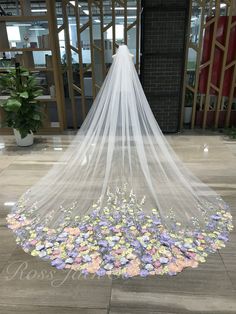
7;45;233;277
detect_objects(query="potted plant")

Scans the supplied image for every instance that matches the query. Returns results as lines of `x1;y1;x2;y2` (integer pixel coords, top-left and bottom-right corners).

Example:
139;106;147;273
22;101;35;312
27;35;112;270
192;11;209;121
224;126;236;140
184;90;193;124
0;63;43;146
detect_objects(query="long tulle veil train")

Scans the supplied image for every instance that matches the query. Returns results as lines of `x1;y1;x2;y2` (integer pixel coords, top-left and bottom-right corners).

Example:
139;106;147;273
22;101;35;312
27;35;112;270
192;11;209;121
7;45;233;277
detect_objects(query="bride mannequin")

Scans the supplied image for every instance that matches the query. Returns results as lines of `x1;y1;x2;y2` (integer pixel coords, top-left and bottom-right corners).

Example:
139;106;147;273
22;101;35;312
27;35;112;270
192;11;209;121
112;44;134;59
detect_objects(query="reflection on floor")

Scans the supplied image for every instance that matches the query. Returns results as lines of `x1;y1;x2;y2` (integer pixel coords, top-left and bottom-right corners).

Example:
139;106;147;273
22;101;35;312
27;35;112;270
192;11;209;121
0;132;235;314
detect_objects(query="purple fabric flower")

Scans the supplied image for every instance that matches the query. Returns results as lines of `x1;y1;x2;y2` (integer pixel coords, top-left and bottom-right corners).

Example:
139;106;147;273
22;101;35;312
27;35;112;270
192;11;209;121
99;221;108;226
113;213;121;219
83;232;90;239
68;251;78;258
112;236;120;242
83;255;92;262
160;234;170;242
79;225;87;231
183;243;192;249
153;218;161;225
98;240;108;247
36;244;45;251
100;247;108;253
96;268;106;276
159;257;169;264
218;234;228;241
138;213;145;219
56;262;66;270
104;254;115;262
142;236;149;242
51;258;64;266
131;240;141;248
141;254;153;263
81;269;89;276
207;223;216;231
140;269;149;277
91;211;99;218
211;214;221;221
36;226;43;232
23;243;32;250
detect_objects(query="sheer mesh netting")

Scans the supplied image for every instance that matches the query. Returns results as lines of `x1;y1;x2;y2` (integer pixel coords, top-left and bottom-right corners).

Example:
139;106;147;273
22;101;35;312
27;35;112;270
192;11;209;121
7;45;233;277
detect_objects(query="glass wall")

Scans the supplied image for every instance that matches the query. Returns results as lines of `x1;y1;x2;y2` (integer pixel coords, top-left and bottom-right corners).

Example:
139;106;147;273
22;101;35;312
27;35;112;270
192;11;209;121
183;0;235;129
0;0;140;129
57;1;138;66
58;0;140;128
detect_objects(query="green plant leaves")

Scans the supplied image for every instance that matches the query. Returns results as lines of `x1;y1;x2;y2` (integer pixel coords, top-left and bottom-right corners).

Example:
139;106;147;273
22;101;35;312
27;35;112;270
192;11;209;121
0;65;43;136
33;113;41;120
32;89;43;98
21;71;30;77
19;91;29;99
224;127;236;140
18;128;29;139
3;99;22;111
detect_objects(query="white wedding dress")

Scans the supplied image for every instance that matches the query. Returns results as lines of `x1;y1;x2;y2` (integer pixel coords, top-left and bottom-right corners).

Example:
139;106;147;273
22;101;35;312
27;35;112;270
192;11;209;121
7;45;233;277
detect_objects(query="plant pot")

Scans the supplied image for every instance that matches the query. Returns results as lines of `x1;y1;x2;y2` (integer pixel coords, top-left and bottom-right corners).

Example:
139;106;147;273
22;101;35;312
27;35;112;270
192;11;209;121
13;129;33;147
184;107;193;124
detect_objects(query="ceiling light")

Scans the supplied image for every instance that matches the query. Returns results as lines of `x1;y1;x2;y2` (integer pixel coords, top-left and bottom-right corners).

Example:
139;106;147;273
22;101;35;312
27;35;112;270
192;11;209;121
54;147;63;151
94;19;100;23
212;3;226;9
83;9;89;15
116;16;136;19
12;23;31;26
6;26;21;40
31;9;47;13
29;28;45;31
69;1;81;7
113;7;137;10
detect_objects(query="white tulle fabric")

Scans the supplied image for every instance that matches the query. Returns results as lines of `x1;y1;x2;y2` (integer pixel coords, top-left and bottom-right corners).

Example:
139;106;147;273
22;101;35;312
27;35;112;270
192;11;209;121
18;45;226;229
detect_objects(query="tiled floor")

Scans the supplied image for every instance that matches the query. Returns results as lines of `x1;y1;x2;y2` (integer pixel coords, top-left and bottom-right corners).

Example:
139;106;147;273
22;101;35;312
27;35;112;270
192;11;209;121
0;132;235;314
